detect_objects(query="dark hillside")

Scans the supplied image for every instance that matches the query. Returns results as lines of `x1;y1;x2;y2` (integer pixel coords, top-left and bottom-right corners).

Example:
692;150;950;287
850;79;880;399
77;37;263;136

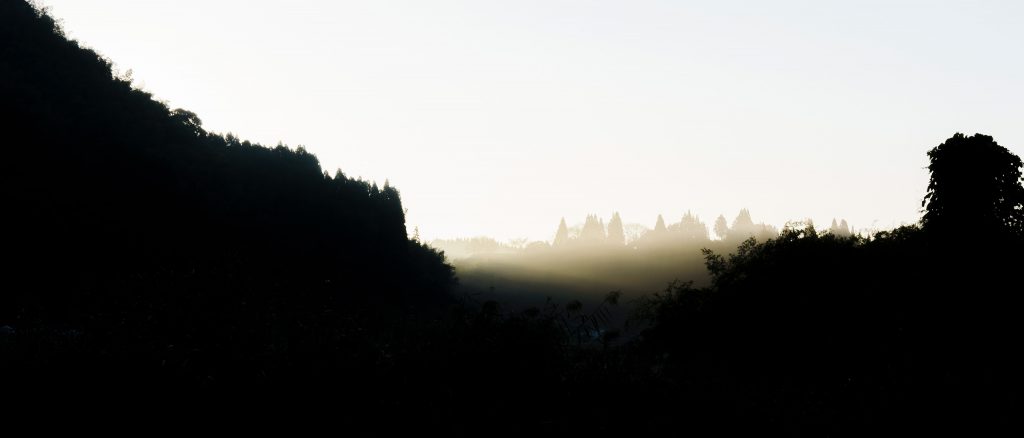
1;0;454;386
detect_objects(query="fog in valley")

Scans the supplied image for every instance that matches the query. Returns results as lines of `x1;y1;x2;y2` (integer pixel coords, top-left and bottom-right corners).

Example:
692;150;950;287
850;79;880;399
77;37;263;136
433;210;853;313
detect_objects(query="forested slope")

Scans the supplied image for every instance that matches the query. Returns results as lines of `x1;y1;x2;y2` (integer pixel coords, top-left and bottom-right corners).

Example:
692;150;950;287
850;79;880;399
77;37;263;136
1;0;454;386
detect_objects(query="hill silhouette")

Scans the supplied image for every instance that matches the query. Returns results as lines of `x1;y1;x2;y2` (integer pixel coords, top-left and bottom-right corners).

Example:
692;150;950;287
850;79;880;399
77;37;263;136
1;0;454;388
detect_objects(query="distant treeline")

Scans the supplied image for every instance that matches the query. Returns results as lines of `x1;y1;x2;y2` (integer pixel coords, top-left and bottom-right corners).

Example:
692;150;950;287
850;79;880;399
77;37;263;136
433;210;854;306
434;210;854;260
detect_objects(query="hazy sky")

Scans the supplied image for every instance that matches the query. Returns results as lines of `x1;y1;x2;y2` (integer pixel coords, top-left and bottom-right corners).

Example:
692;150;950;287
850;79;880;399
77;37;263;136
40;0;1024;242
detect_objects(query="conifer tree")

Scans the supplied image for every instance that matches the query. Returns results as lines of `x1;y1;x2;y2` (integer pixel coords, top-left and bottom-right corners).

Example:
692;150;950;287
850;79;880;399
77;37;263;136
580;214;607;243
678;211;710;241
731;209;755;238
554;217;570;246
607;212;626;246
654;214;667;233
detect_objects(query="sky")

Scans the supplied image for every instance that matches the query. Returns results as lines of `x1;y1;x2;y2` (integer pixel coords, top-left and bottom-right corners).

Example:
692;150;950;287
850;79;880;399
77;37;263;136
39;0;1024;242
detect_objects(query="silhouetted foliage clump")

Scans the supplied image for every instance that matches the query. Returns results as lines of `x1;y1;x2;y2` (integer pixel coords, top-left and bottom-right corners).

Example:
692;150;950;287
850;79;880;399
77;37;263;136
923;133;1024;237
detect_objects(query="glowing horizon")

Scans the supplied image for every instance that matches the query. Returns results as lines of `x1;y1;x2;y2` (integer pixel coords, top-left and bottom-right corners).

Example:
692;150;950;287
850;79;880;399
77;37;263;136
39;0;1024;242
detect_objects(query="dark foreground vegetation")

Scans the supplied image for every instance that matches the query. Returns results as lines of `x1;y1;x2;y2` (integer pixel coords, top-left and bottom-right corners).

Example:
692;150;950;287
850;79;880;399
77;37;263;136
2;1;1022;433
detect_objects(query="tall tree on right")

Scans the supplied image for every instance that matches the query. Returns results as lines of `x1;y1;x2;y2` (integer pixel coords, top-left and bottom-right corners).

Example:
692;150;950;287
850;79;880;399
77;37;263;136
922;133;1024;236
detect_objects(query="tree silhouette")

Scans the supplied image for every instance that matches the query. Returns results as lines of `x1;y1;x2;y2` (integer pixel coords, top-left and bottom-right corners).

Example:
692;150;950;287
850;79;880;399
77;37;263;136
654;214;667;233
713;214;729;240
607;212;625;246
676;211;709;241
579;214;606;243
828;218;851;237
554;217;570;246
730;208;755;239
922;133;1024;236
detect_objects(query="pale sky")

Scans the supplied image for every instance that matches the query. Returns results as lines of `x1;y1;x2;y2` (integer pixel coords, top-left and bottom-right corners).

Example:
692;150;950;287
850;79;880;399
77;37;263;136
39;0;1024;242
